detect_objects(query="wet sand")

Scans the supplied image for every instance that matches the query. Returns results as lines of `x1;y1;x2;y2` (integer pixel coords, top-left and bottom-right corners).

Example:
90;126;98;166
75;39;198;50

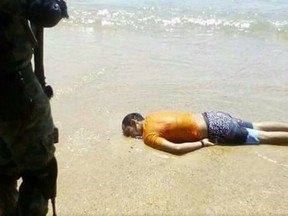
47;79;288;216
44;25;288;215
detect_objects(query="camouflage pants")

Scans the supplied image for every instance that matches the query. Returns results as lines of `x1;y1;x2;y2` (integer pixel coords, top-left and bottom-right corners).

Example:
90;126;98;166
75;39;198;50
0;63;55;170
0;174;48;216
0;175;18;216
0;64;56;215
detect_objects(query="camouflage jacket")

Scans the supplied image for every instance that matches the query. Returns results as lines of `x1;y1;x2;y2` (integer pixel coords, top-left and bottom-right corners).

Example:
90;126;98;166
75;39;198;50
0;1;56;174
0;0;36;75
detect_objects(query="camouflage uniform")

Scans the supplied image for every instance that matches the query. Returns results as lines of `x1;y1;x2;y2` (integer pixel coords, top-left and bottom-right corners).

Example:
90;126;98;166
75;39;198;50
0;1;56;215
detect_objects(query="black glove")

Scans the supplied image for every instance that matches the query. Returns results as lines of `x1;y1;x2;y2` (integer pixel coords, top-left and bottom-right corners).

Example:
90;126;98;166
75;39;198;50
26;0;69;27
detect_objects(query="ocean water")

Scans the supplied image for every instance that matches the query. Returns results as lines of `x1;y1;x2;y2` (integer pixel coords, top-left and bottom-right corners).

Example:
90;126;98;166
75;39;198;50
45;0;288;119
66;0;288;39
45;0;288;120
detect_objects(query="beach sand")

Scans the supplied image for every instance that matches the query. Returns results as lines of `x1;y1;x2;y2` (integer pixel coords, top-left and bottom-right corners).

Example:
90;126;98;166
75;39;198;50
44;25;288;215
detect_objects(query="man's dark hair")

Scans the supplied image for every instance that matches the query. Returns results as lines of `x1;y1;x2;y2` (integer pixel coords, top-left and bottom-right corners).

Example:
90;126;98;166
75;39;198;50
122;113;144;127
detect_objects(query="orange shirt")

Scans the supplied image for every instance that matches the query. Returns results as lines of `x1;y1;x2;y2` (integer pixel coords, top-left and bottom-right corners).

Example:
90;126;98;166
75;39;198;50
143;111;201;148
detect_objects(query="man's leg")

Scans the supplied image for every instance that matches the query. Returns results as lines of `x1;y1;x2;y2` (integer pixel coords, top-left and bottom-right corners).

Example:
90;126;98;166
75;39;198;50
253;122;288;132
0;175;18;216
256;130;288;145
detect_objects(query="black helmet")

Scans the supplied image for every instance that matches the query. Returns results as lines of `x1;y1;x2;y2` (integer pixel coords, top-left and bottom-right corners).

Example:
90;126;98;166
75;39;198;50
27;0;69;28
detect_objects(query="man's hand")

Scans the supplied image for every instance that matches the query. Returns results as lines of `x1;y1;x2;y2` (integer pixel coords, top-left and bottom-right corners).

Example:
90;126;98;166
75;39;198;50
202;138;216;147
26;0;69;27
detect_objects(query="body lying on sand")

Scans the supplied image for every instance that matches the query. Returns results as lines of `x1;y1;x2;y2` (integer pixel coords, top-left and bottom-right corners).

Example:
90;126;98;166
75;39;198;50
122;110;288;155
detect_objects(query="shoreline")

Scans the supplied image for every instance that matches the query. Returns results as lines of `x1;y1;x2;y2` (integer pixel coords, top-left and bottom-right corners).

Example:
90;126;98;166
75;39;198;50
44;19;288;215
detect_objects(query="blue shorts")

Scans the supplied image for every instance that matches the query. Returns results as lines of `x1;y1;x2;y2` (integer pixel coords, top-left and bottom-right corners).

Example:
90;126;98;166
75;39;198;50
202;111;258;144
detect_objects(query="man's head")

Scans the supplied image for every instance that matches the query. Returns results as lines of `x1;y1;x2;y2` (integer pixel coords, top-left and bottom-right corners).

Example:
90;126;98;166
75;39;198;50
122;113;144;138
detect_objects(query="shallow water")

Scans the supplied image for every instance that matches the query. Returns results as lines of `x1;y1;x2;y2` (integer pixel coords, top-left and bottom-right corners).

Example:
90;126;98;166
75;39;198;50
46;0;288;113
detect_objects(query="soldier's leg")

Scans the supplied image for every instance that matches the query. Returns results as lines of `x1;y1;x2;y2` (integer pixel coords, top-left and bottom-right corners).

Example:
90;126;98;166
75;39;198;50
17;176;49;216
0;175;18;216
17;157;58;216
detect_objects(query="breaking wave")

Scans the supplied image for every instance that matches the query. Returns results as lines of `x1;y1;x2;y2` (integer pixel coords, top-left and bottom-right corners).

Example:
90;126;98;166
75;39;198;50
63;6;288;39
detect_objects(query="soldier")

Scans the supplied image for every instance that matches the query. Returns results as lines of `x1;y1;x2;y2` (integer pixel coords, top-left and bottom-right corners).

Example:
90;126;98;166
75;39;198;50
0;0;68;215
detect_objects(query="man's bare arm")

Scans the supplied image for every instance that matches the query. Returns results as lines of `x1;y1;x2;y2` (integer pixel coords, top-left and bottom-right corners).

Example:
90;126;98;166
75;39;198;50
157;138;215;155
